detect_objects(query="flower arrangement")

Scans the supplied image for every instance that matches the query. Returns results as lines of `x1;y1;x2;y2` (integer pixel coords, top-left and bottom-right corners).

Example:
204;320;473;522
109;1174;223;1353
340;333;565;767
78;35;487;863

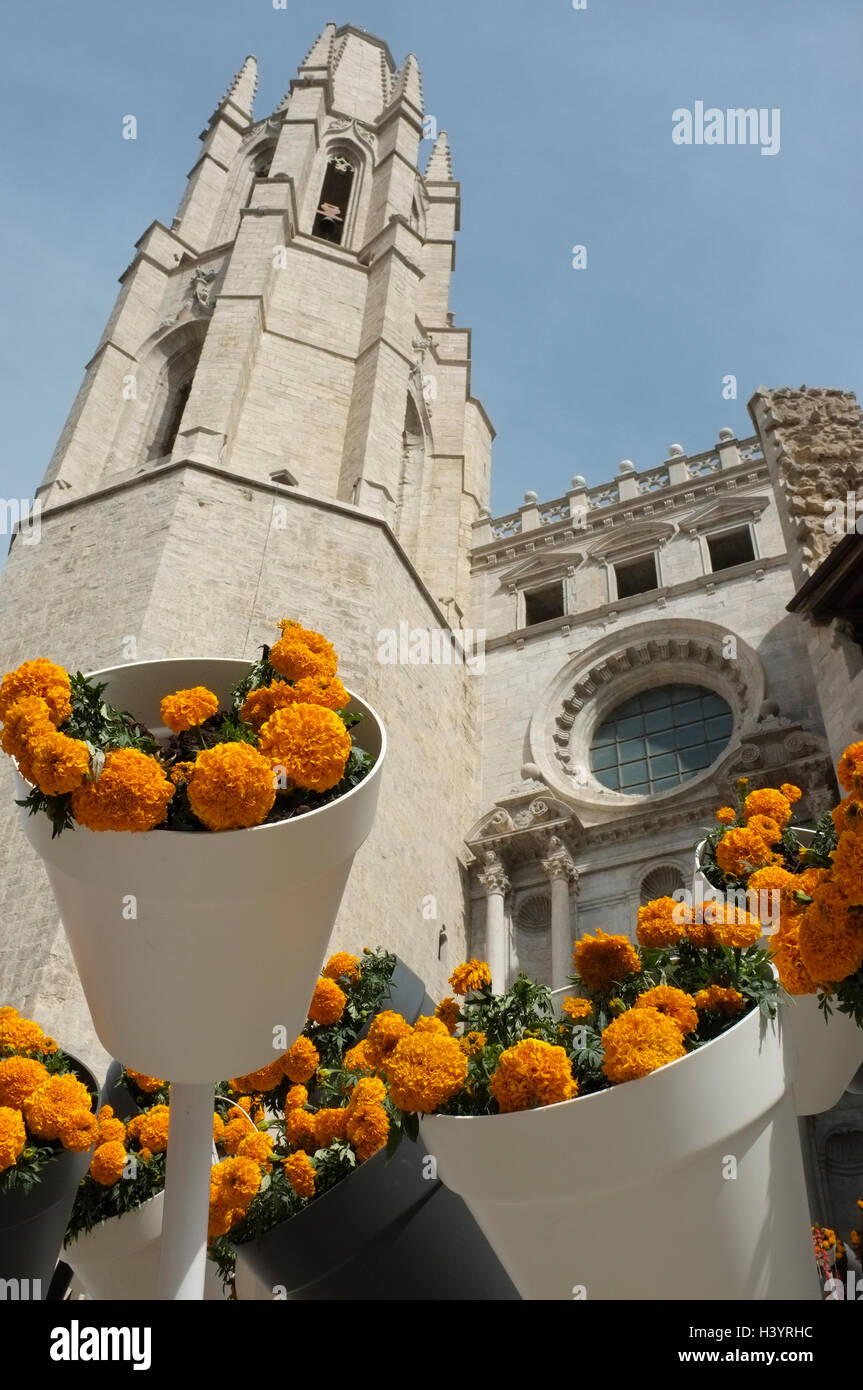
364;907;778;1133
698;741;863;1027
0;1006;98;1194
1;621;374;837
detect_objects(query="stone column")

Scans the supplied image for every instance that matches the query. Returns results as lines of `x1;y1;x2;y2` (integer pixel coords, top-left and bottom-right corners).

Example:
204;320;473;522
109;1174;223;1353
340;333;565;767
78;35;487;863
476;854;511;993
541;842;578;989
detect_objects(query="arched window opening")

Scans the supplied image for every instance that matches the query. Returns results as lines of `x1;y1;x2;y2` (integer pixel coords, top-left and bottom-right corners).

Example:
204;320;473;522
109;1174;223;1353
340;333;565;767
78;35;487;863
312;152;356;243
244;147;275;208
146;341;202;463
153;379;192;462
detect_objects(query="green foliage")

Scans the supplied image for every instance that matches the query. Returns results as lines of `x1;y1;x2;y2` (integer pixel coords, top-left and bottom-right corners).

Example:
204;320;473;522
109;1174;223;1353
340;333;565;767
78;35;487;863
229;647;278;713
65;1153;167;1244
65;672;159;757
16;786;75;838
802;811;839;869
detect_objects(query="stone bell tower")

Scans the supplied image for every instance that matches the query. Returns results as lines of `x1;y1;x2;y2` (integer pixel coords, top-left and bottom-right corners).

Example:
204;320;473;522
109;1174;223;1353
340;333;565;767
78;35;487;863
0;24;493;1067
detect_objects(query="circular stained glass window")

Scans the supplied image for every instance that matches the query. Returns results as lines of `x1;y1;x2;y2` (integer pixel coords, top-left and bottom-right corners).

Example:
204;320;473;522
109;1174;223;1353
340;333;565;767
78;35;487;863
589;685;733;796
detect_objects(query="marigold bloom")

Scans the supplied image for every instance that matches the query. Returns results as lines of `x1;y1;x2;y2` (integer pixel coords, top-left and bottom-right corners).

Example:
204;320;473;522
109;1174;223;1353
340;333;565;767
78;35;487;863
322;951;361;983
0;1056;49;1108
270;625;338;683
693;985;746;1015
30;730;91;796
22;1073;93;1140
489;1039;577;1113
0;695;56;781
636;896;687;949
284;1084;308;1111
71;748;174;833
159;686;219;734
0;1009;55;1056
716;806;737;825
258;703;351;794
137;1105;170;1154
770;925;818;996
0;659;72;726
458;1030;487;1057
286;1108;317;1152
634;985;698;1035
573;930;640;994
746;814;782;846
716;826;780;879
90;1140;128;1185
743;787;793;830
346;1101;389;1161
601;1007;687;1084
239;681;299;731
212;1113;225;1145
93;1105;126;1147
229;1058;283;1092
220;1117;249;1156
837;741;863;793
798;881;863;984
314;1108;348;1149
236;1131;274;1172
385;1032;468;1113
448;959;492;997
307;977;346;1026
780;784;802;804
281;1036;319;1085
59;1106;98;1151
413;1016;451;1038
210;1155;261;1210
349;1077;387;1108
0;1106;26;1172
748;865;805;931
364;1011;413;1069
283;1150;316;1199
697;903;762;949
832;794;863;837
169;761;196;786
562;996;593;1022
125;1068;165;1094
343;1039;374;1072
830;830;863;906
434;997;461;1033
186;741;275;832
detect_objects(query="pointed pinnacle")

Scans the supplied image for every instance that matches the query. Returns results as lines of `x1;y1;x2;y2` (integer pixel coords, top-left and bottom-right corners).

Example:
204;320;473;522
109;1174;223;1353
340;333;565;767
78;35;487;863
301;21;336;69
216;55;258;121
425;131;453;181
391;53;423;113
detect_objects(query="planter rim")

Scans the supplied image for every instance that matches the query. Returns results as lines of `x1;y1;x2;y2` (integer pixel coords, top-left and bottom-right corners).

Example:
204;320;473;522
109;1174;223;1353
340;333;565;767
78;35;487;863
17;659;386;842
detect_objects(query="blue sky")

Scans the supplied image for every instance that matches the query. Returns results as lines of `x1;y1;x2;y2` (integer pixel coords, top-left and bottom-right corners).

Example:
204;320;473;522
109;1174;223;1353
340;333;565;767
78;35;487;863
0;0;860;516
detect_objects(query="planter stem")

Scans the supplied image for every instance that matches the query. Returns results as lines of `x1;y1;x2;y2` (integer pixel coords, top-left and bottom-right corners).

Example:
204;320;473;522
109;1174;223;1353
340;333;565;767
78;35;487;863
157;1082;214;1300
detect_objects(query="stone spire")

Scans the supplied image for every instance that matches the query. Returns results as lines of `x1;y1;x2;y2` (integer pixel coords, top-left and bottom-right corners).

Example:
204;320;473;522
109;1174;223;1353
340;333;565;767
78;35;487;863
391;53;423;113
425;131;453;181
301;22;336;71
214;55;258;123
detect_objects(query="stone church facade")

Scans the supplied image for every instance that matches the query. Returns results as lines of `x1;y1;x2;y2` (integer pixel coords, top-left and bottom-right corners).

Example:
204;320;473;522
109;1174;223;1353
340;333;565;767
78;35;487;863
0;24;861;1244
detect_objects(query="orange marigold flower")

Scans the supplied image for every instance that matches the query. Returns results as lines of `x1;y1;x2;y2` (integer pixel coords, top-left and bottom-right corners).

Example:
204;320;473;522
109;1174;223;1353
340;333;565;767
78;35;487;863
0;1010;55;1056
413;1016;451;1038
307;977;346;1026
346;1101;389;1161
716;826;780;879
364;1011;413;1070
832;795;863;837
220;1117;249;1156
636;896;688;949
716;806;737;825
348;1077;387;1109
697;902;762;948
385;1032;468;1113
434;997;461;1034
212;1113;225;1145
601;1007;687;1085
448;960;492;997
489;1039;577;1113
0;659;72;726
96;1105;126;1146
229;1059;283;1093
71;748;174;833
634;985;698;1035
270;624;338;683
258;703;351;794
125;1068;165;1094
314;1108;348;1149
283;1150;316;1199
748;865;805;931
239;681;298;731
286;1108;317;1152
780;784;802;804
830;830;863;906
562;996;593;1022
281;1037;319;1085
159;686;219;734
89;1140;128;1185
186;741;275;832
458;1030;487;1057
211;1155;261;1209
22;1073;93;1140
284;1084;308;1111
694;985;746;1015
29;729;91;797
290;675;350;712
137;1105;171;1154
770;925;818;996
837;741;863;793
743;787;793;830
169;761;196;786
0;1106;26;1172
746;814;782;846
0;1056;49;1108
236;1131;274;1172
573;930;640;994
58;1106;98;1152
798;882;863;985
0;695;56;782
321;951;361;983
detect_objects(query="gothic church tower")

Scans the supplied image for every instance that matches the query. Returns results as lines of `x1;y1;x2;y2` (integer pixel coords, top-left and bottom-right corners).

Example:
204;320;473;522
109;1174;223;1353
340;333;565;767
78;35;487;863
0;25;492;1066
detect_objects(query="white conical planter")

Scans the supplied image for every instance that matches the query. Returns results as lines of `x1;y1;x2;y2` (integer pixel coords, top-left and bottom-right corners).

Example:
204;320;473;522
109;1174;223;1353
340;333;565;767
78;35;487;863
421;1008;819;1301
15;658;386;1083
65;1194;225;1301
694;835;863;1117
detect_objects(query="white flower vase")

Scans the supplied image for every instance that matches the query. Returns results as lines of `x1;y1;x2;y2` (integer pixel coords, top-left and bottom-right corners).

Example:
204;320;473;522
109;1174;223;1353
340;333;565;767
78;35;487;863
421;1008;819;1301
694;834;863;1116
65;1194;226;1301
16;657;386;1298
